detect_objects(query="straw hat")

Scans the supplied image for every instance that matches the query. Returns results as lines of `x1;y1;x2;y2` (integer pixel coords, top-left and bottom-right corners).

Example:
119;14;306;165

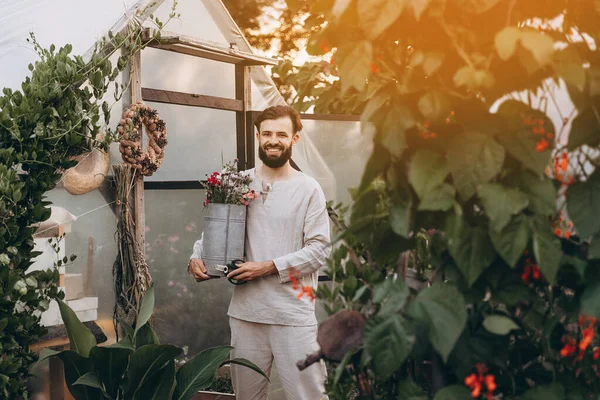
63;134;110;195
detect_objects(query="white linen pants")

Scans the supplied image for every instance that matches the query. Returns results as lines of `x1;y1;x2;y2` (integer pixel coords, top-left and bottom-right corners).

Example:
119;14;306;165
229;317;328;400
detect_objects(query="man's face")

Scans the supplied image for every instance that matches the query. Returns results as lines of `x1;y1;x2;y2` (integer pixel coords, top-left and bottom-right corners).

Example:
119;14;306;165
257;116;299;168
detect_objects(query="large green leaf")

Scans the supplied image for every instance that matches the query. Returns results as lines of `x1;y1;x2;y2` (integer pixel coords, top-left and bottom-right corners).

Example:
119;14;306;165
567;97;600;151
589;234;600;260
581;282;600;319
223;358;269;381
418;90;450;122
135;323;160;348
567;170;600;238
357;0;406;39
554;46;585;92
73;372;110;398
447;214;497;286
173;345;234;400
478;183;529;232
124;344;182;398
521;383;565;400
339;41;373;93
511;172;557;216
397;377;428;399
389;189;412;237
89;346;133;398
532;217;562;283
377;104;414;159
51;350;104;400
57;299;97;357
447;132;505;200
408;283;467;361
433;384;472;400
418;183;456;212
363;314;414;380
134;283;155;338
372;277;409;317
495;27;520;60
357;144;390;193
496;100;553;175
409;149;449;199
135;360;176;400
482;315;520;335
489;213;531;267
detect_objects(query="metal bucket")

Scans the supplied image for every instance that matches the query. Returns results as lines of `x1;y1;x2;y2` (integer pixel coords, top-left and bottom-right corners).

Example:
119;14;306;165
202;203;247;277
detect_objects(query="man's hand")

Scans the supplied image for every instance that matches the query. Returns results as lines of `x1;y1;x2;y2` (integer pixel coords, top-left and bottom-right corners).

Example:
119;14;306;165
188;258;215;282
227;260;277;282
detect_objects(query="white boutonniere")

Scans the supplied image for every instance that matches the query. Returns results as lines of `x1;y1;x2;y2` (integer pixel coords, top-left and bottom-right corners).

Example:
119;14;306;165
260;182;272;203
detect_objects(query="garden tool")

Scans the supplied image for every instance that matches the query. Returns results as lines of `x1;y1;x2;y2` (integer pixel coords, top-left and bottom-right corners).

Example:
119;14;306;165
296;310;365;370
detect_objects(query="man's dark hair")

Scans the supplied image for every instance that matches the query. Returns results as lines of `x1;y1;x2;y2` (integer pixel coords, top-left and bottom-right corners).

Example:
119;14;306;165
254;105;303;134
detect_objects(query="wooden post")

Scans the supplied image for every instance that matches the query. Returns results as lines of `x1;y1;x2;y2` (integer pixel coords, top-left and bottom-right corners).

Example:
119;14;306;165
85;236;94;296
130;51;146;249
235;65;250;171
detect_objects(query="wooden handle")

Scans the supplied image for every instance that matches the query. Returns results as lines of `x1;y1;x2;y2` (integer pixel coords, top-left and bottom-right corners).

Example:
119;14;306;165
296;350;323;371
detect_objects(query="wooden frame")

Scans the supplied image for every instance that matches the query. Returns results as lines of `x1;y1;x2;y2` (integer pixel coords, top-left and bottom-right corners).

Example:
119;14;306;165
142;88;243;112
143;29;278;67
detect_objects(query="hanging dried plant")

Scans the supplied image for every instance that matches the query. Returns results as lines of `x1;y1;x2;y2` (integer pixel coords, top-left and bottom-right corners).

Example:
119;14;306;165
112;163;152;339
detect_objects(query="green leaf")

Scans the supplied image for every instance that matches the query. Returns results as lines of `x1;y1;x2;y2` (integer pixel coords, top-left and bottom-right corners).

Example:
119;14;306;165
433;385;472;400
397;377;428;399
173;345;234;400
135;360;176;400
489;213;531;267
521;383;565;400
339;41;373;93
567;98;600;150
581;282;600;319
483;315;520;335
357;0;406;39
410;0;429;20
554;46;585;92
89;346;132;398
418;91;450;122
418;183;456;211
118;317;135;340
333;350;355;386
567;169;600;238
0;253;9;266
409;149;449;199
73;372;110;398
134;284;155;338
363;314;414;380
376;104;414;159
135;324;160;348
495;100;553;175
532;217;561;283
389;191;412;237
55;350;103;400
478;183;529;232
447;132;505;200
224;358;269;381
520;31;555;67
357;144;390;192
511;172;556;216
495;27;521;60
375;277;410;317
447;215;496;286
57;299;97;357
125;344;182;398
423;51;444;76
408;283;467;361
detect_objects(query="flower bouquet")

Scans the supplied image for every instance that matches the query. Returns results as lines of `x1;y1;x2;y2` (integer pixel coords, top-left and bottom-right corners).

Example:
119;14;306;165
200;159;257;277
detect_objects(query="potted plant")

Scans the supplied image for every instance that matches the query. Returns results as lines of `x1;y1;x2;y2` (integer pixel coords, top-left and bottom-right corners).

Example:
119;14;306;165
38;284;267;399
200;159;258;277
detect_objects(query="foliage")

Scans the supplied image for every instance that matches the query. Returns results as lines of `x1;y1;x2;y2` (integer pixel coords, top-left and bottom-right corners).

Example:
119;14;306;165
38;284;267;400
0;5;179;397
300;0;600;399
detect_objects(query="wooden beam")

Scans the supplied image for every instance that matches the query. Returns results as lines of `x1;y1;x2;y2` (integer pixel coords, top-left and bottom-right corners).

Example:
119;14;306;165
142;88;243;112
145;180;205;190
143;29;278;66
131;51;146;250
235;65;250;170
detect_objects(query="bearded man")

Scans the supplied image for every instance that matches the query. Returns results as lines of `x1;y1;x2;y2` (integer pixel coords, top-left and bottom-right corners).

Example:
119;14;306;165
188;105;331;400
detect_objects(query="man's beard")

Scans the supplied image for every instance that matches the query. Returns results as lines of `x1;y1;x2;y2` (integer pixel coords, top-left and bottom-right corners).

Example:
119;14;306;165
258;144;292;168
